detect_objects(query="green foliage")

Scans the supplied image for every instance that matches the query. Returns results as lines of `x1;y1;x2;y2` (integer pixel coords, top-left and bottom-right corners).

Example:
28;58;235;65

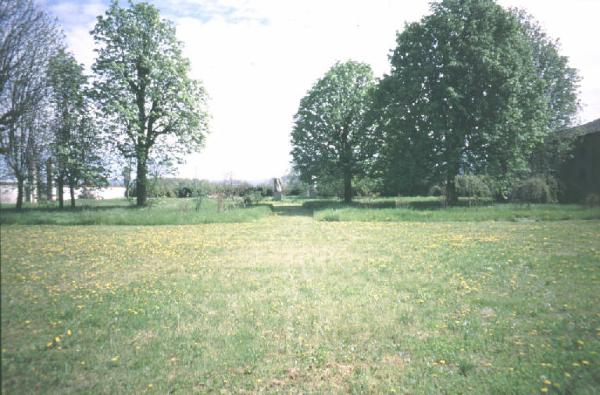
373;0;579;203
511;10;580;178
511;177;557;203
512;9;580;133
429;185;444;197
0;198;270;225
242;191;263;206
584;193;600;208
291;61;376;203
282;169;308;196
313;201;600;222
0;0;62;209
91;0;209;206
48;49;107;205
455;174;492;198
352;176;382;197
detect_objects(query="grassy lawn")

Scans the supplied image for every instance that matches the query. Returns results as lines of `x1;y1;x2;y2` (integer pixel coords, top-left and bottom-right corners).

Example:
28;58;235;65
313;204;600;222
1;200;599;393
0;198;271;225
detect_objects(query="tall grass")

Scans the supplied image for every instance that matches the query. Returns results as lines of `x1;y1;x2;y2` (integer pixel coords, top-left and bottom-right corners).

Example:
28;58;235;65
0;198;271;225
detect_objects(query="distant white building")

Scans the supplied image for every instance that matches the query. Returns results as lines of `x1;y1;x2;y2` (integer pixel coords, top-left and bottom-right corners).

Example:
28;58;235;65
0;184;126;204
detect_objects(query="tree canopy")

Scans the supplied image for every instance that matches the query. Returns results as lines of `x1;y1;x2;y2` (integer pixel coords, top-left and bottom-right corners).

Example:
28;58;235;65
91;0;209;206
291;61;376;202
48;49;106;208
374;0;577;203
0;0;61;209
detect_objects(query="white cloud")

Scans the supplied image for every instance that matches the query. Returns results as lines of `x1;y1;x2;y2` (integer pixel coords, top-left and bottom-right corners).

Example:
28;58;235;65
45;0;600;181
175;0;431;180
43;0;105;70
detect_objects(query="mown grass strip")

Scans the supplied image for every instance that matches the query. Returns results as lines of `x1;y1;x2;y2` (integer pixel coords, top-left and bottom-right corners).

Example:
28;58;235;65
313;204;600;222
0;198;271;225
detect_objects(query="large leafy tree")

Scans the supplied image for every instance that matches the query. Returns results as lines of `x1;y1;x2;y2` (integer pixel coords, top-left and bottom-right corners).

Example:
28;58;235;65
512;9;580;177
0;0;61;209
291;61;376;203
48;49;107;208
376;0;556;203
91;0;209;206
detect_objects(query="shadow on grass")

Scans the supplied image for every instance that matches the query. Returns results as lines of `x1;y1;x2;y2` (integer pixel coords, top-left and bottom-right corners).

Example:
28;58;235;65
301;198;494;211
270;205;314;217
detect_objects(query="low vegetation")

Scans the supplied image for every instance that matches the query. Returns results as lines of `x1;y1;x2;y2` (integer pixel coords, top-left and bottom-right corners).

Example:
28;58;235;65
314;203;600;222
1;200;599;393
0;198;271;226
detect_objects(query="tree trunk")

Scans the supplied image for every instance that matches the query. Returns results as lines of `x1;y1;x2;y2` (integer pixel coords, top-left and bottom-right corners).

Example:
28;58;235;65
446;175;458;206
69;185;75;208
16;177;24;210
343;169;352;203
57;175;64;209
24;179;32;203
123;166;131;198
36;163;43;202
46;158;53;201
136;153;148;207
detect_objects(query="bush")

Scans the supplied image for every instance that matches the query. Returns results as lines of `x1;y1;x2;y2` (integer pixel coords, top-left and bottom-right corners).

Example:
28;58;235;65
511;177;557;203
455;175;492;198
353;177;381;198
428;184;444;197
584;193;600;207
243;191;263;206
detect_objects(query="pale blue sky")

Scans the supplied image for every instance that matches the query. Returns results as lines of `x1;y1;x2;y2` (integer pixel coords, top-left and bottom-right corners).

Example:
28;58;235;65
41;0;600;181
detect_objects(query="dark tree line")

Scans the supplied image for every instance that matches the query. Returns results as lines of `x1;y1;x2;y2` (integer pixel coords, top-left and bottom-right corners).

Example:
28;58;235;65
291;0;579;204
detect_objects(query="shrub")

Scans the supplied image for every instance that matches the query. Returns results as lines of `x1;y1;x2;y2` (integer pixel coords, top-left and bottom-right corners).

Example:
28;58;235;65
455;174;492;198
178;186;193;198
353;177;382;197
428;184;444;197
584;193;600;207
243;191;263;206
511;177;556;203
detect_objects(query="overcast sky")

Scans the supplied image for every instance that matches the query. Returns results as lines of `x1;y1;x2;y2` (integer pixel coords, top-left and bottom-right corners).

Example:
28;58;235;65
42;0;600;181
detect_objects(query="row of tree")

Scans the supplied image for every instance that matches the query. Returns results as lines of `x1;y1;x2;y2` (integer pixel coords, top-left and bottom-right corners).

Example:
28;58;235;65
0;0;209;209
291;0;579;204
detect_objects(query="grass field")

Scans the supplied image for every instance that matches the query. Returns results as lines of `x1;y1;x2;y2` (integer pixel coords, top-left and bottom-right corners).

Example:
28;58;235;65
313;204;600;222
0;198;271;225
1;199;600;393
